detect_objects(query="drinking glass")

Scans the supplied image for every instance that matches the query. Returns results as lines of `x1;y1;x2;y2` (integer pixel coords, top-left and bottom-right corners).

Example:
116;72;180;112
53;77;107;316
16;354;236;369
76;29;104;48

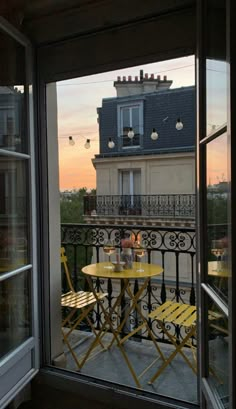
133;241;146;272
103;239;116;269
211;240;224;272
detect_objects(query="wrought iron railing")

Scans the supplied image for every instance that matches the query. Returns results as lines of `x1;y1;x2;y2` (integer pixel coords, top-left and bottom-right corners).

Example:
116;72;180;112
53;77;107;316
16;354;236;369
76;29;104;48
83;194;195;218
61;223;196;343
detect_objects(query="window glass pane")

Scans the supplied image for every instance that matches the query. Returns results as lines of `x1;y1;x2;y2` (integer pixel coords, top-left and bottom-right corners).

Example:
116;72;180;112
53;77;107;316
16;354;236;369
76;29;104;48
0;270;31;358
0;157;29;273
206;0;226;136
0;30;27;153
133;170;141;194
208;297;229;408
121;171;130;194
207;132;229;302
132;107;140;134
120;106;141;148
122;107;130;132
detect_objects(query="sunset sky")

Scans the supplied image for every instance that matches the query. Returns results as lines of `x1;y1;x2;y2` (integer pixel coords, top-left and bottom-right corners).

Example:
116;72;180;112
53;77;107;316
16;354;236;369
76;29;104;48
57;55;227;191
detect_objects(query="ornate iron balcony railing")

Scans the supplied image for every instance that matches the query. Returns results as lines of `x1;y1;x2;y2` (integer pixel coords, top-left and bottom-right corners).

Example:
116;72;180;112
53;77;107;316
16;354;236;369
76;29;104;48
61;223;196;344
83;194;195;218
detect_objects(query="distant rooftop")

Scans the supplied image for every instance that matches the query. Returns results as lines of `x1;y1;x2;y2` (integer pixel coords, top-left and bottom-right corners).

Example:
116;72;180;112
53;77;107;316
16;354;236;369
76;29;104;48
113;69;173;97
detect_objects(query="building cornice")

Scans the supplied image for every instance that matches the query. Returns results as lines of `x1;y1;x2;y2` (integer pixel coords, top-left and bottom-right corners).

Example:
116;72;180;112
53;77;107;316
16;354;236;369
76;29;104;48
92;150;195;167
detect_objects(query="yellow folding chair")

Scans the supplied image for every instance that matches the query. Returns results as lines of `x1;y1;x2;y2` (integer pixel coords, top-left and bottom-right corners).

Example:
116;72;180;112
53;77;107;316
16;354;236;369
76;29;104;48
61;247;107;370
147;301;222;384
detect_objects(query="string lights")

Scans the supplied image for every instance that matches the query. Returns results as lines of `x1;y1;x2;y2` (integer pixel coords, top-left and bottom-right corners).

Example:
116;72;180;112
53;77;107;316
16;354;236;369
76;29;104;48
150;128;159;140
60;134;98;149
108;137;115;149
127;128;135;139
62;116;184;150
68;136;75;146
84;139;91;149
175;118;184;131
107;118;184;148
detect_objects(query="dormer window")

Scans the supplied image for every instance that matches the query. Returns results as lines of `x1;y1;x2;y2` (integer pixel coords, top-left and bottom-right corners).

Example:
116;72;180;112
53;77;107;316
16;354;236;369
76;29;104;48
118;101;143;148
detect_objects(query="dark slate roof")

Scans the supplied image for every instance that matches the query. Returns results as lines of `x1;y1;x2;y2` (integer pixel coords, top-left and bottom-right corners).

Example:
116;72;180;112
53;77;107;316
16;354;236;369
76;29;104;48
96;85;195;158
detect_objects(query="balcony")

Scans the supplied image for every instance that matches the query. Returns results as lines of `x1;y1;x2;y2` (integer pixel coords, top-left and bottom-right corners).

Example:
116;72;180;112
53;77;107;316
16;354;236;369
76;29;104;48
60;223;199;403
83;194;196;220
60;222;229;404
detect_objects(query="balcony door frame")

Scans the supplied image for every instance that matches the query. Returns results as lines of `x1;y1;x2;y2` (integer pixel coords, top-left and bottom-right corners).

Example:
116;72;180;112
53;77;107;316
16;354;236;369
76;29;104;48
0;17;39;409
197;0;236;408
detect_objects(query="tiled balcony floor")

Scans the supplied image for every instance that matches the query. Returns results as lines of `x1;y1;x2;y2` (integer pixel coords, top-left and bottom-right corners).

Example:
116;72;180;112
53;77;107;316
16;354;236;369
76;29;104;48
63;330;198;404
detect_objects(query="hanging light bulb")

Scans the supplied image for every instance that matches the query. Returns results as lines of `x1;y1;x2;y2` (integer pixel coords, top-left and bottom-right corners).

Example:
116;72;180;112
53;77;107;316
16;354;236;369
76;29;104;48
69;136;75;146
108;137;115;149
127;127;135;139
150;128;159;140
84;139;91;149
176;118;183;130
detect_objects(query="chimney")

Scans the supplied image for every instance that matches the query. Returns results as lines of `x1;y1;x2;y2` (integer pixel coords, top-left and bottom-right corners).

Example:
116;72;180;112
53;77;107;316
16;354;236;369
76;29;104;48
114;70;172;96
158;74;173;90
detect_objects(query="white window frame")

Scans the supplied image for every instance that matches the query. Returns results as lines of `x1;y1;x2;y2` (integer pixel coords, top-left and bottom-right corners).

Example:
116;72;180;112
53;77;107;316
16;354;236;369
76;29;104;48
0;17;39;409
117;101;143;149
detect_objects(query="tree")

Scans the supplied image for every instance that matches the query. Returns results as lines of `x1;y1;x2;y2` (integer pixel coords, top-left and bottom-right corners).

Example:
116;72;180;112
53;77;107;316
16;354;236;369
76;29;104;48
60;188;96;223
60;188;96;291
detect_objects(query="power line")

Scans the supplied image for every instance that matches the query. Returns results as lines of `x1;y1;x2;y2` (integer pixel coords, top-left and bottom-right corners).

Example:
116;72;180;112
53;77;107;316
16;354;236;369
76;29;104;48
59;130;98;137
56;64;194;86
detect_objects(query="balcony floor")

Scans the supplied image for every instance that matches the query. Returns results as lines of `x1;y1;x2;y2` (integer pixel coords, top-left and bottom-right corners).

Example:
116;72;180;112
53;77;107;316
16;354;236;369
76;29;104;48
63;329;198;404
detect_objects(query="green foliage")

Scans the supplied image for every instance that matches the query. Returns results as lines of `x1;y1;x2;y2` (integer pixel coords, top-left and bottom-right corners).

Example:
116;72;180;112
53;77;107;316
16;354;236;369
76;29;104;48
60;188;96;292
60;188;96;223
207;194;228;261
207;195;227;225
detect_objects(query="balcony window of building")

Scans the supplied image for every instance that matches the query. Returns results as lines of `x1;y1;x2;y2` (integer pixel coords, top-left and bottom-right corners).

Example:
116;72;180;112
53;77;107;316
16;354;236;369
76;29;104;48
119;169;141;214
118;102;143;148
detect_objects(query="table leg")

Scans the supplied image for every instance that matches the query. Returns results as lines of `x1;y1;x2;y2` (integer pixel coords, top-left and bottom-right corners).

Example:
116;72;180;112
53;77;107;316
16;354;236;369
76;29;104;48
85;276;142;388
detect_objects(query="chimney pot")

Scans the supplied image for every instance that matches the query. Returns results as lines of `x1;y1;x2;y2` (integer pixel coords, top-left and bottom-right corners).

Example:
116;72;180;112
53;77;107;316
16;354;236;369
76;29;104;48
145;73;148;79
150;74;154;79
140;69;144;80
135;76;138;81
128;75;132;81
164;75;167;81
123;76;126;81
117;76;121;81
157;75;161;80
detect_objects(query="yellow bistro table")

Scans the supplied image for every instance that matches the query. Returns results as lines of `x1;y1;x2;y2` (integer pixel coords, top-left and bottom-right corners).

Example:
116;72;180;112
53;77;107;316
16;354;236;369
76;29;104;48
208;260;229;294
208;261;229;278
82;261;164;388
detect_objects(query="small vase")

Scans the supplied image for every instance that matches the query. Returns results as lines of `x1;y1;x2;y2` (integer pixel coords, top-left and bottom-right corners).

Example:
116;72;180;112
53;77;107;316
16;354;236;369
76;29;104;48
121;248;133;269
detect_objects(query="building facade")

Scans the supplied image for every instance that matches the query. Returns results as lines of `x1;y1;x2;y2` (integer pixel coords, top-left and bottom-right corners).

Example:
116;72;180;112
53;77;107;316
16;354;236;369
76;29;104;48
85;76;196;226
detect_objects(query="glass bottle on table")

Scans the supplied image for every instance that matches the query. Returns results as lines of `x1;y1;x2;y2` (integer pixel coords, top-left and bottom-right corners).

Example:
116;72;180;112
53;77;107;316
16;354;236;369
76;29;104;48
211;239;224;272
103;239;116;269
